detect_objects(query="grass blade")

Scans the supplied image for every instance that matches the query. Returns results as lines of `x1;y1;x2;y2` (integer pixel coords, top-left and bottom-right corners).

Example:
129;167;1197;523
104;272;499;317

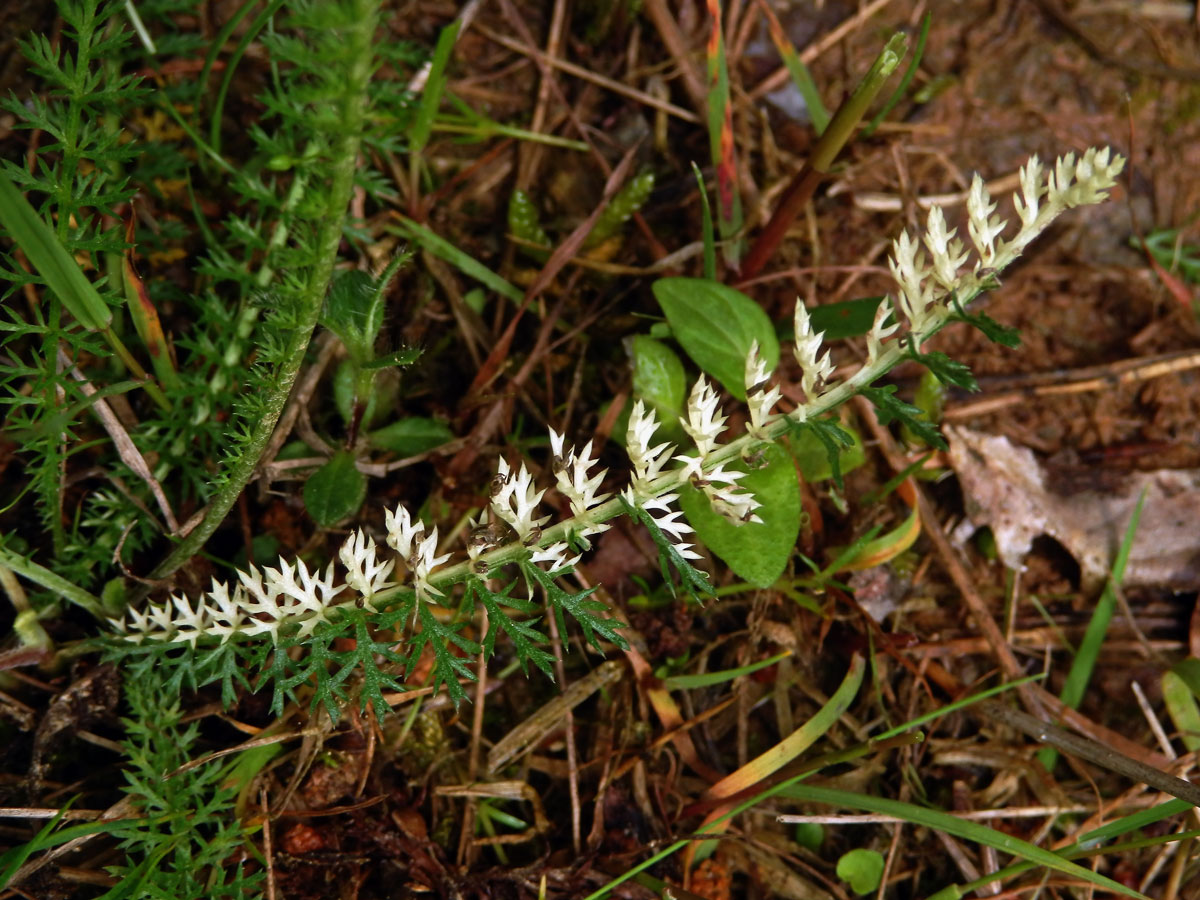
0;169;111;331
754;0;829;133
704;0;743;268
663;650;790;690
781;783;1148;899
1038;489;1145;770
390;218;523;303
410;21;461;155
690;161;716;281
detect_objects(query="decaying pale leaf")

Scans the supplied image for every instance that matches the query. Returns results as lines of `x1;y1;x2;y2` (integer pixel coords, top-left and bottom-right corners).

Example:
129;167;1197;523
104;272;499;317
947;426;1200;592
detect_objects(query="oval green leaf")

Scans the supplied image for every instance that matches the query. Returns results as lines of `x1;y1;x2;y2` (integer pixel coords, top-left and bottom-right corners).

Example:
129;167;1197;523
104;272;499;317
368;417;454;456
651;277;778;400
303;451;367;526
677;443;800;587
631;335;686;422
807;296;885;341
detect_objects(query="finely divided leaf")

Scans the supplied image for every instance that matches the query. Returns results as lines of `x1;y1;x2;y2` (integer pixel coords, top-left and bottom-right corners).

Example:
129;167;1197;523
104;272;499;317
787;416;856;490
521;561;628;654
949;295;1021;348
332;606;409;717
467;575;556;679
404;599;478;707
620;495;714;602
860;385;947;450
905;343;978;391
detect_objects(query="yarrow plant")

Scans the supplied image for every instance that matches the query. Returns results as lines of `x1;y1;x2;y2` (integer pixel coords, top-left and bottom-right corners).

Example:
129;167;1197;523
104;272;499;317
111;147;1126;715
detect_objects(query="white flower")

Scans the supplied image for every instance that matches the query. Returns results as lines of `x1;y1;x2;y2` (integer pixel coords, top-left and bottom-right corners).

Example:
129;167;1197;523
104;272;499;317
411;526;451;601
744;340;781;439
679;376;727;459
168;592;210;647
626;401;676;496
339;530;396;610
231;559;341;641
889;231;938;333
492;458;549;542
698;463;762;525
382;503;451;600
119;556;344;645
1013;155;1045;227
966;175;1005;268
1049;149;1121;208
865;298;899;365
922;206;969;289
549;429;611;537
793;303;834;400
202;578;248;643
530;540;582;572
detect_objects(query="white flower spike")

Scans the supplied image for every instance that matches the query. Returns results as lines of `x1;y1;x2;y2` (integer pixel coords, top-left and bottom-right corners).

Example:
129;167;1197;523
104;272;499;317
626;401;676;496
549;429;611;538
491;459;549;543
679;376;727;460
744;340;781;440
793;303;834;402
112;147;1127;656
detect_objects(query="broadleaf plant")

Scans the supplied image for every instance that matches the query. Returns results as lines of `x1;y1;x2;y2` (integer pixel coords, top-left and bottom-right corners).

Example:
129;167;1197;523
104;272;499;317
109;146;1127;723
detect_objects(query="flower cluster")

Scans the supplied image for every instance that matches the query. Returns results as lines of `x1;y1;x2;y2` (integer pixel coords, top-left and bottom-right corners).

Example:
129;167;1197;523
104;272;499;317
549;430;610;535
745;341;782;440
113;147;1126;649
114;557;343;645
887;146;1125;343
792;304;835;409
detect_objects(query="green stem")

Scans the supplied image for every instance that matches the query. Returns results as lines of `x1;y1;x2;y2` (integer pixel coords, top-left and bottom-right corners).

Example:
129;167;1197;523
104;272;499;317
149;0;382;581
736;34;906;282
0;541;106;620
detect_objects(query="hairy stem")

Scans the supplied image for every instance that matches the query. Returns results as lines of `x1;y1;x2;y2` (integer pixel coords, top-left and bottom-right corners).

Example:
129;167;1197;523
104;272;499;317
150;0;382;581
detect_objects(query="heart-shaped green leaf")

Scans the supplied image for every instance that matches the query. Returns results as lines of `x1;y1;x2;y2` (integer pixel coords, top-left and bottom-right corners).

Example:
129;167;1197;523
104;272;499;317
678;443;800;587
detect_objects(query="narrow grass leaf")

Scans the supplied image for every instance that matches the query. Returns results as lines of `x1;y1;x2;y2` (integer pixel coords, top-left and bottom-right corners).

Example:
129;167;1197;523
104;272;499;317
863;12;930;138
685;655;865;867
782;784;1147;899
704;0;744;267
0;169;111;331
664;650;790;690
0;809;154;889
1162;661;1200;752
410;21;460;155
122;215;180;391
1039;490;1145;770
390;218;523;302
691;162;717;281
705;654;864;804
831;478;920;572
754;0;829;133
